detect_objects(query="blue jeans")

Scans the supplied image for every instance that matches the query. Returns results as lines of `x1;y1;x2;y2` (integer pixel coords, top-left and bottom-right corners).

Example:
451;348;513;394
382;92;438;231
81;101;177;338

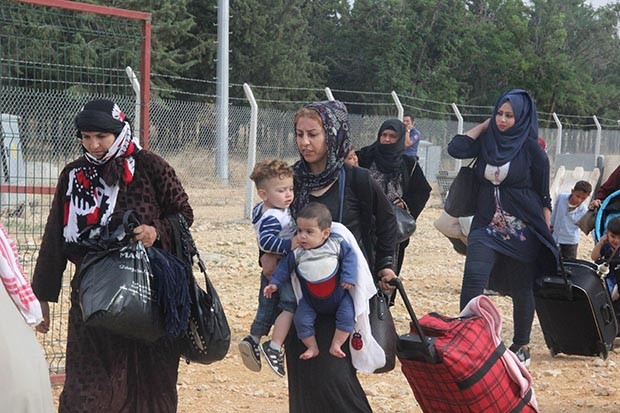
250;273;296;337
294;292;355;339
460;240;536;347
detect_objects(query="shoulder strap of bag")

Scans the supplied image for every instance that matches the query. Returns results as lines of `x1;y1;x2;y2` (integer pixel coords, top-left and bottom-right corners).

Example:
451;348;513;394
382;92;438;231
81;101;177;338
338;166;373;223
168;213;207;277
409;157;418;177
338;167;346;222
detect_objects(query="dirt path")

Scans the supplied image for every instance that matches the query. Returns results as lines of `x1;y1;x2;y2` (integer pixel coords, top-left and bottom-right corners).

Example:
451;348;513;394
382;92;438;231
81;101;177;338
173;189;620;413
52;188;620;412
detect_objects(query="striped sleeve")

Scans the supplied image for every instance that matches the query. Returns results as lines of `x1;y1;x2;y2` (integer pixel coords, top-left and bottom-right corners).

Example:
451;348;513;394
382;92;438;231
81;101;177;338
257;215;292;254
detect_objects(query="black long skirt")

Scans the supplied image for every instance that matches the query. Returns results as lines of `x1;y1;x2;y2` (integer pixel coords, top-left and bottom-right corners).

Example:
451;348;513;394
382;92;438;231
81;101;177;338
285;314;372;413
59;293;180;413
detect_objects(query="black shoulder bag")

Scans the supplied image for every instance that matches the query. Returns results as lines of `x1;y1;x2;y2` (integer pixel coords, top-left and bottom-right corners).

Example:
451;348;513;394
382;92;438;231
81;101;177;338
444;158;479;217
169;214;231;364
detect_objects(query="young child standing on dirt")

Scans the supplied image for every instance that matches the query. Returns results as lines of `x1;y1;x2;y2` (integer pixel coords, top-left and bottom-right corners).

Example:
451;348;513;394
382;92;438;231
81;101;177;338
591;216;620;302
239;159;299;377
264;202;357;360
550;180;592;260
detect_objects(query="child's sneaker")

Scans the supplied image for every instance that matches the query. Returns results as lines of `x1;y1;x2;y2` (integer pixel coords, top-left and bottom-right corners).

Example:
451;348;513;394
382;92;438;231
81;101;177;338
239;336;261;372
509;343;531;368
261;340;285;377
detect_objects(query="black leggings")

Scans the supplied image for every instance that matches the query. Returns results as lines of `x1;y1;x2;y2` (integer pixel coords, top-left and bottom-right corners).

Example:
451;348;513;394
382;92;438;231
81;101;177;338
460;240;537;347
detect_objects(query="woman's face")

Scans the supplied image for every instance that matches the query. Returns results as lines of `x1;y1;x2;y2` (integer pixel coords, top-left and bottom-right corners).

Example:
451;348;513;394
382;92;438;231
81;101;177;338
495;102;516;132
295;116;328;173
379;128;399;145
80;131;116;159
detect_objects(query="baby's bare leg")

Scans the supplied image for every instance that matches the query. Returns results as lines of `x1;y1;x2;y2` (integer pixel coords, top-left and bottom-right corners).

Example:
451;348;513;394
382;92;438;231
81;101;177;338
329;329;350;358
300;336;320;360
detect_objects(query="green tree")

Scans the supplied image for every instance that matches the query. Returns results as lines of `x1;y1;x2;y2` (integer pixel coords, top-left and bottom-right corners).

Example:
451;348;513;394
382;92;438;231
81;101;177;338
454;0;531;106
402;0;470;103
104;0;199;95
228;0;325;106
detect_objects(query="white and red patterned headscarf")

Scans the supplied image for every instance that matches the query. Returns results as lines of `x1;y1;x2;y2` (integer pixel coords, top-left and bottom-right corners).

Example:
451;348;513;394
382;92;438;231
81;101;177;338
63;100;142;242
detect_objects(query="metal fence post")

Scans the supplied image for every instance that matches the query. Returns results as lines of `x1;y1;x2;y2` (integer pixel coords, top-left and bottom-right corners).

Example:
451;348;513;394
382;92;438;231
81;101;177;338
451;103;463;170
125;66;141;144
553;113;562;156
391;91;404;120
243;83;258;220
216;0;230;184
325;87;335;101
593;115;602;162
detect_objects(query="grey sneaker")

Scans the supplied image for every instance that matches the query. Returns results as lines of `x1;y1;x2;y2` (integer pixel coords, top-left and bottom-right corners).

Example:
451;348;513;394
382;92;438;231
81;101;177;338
509;344;531;368
261;340;285;377
239;336;261;372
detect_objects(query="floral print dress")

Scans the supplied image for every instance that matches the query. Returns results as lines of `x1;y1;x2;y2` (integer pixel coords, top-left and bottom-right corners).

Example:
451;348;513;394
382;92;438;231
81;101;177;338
475;162;540;262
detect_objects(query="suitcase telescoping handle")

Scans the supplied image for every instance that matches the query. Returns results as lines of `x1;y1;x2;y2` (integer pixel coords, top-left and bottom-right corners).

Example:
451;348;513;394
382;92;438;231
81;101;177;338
555;256;577;301
558;256;571;289
388;277;435;360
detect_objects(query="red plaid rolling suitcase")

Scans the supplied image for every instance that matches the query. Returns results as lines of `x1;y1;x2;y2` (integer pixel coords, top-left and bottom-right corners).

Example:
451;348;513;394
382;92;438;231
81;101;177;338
391;278;538;413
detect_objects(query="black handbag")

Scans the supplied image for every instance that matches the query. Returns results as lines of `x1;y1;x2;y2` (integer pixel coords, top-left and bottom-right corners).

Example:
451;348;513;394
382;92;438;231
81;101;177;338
78;212;166;342
368;289;398;373
444;158;479;217
183;265;231;363
393;200;416;243
169;214;231;364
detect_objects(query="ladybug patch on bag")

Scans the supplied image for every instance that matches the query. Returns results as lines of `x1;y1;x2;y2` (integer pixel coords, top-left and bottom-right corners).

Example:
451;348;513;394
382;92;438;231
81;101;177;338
351;331;363;350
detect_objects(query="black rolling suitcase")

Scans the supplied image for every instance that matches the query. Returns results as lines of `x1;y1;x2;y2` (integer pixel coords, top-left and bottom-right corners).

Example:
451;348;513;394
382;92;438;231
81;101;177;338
534;259;618;359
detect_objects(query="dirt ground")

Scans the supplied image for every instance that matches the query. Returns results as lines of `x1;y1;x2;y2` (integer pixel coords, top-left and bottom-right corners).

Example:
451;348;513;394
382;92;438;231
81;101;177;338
52;186;620;412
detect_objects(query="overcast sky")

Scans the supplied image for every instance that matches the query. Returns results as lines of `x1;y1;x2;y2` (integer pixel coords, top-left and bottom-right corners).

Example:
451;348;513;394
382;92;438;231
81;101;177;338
587;0;619;7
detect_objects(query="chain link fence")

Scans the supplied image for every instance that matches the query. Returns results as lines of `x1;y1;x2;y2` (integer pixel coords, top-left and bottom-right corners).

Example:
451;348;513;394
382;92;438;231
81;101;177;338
0;0;147;375
4;89;620;375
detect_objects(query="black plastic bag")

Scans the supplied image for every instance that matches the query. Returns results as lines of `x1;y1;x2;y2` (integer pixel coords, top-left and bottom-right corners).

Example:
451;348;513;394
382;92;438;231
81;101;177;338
79;241;165;342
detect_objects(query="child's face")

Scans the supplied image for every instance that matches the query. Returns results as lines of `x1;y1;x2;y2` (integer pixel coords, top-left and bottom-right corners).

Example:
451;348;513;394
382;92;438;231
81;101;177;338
295;217;330;250
258;176;294;209
568;189;590;207
607;231;620;249
344;149;358;167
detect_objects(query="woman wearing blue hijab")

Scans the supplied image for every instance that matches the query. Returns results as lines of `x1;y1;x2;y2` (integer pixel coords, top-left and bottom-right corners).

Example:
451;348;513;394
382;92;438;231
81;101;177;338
448;89;559;368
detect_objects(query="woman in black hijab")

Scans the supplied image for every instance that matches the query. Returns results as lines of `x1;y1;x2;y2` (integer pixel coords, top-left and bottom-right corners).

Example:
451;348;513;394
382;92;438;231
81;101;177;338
448;89;558;367
357;119;432;275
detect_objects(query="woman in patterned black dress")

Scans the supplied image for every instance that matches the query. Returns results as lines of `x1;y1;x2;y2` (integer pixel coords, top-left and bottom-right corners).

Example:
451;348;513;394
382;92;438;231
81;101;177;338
32;99;193;412
357;118;431;276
